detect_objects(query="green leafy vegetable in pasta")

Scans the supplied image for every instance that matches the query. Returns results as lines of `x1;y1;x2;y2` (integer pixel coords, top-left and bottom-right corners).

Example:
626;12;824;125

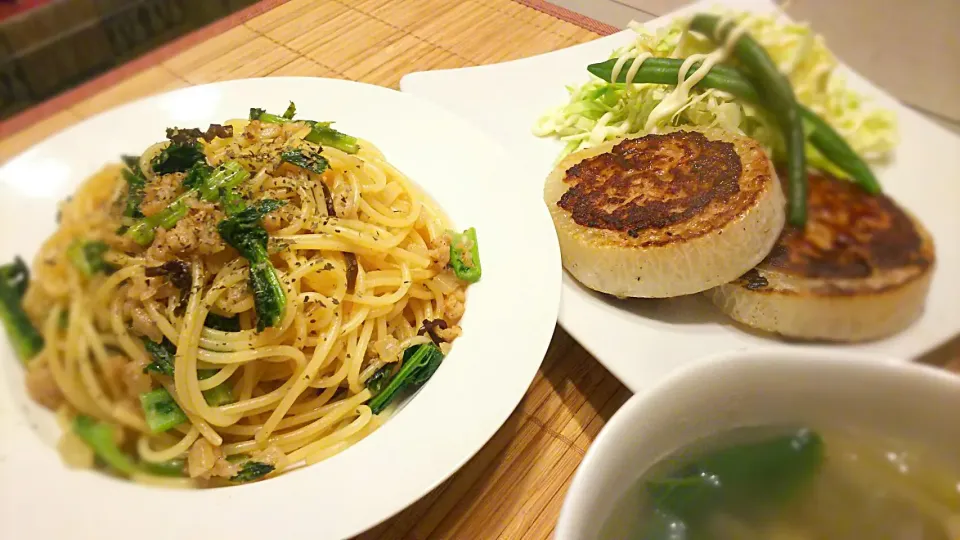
67;240;112;277
121;154;147;218
365;365;394;394
201;380;235;407
139;388;188;433
141;458;186;477
282;101;297;120
219;187;247;216
250;107;289;124
143;337;177;376
73;415;140;476
304;123;360;154
151;141;205;175
217;200;287;331
205;313;241;332
368;343;444;414
230;461;275;482
181;162;214;190
281;148;330;175
127;161;249;245
0;257;43;363
448;228;481;283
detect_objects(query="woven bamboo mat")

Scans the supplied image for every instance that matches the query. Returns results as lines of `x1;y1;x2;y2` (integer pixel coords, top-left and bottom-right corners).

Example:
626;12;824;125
0;1;957;539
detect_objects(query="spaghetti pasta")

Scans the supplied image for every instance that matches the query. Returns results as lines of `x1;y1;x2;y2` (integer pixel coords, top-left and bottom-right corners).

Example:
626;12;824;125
14;107;478;487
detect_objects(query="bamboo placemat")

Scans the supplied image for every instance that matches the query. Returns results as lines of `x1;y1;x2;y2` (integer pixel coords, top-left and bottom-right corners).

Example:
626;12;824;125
0;1;957;539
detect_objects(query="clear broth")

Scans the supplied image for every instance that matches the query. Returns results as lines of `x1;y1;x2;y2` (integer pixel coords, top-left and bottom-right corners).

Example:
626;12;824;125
603;426;960;540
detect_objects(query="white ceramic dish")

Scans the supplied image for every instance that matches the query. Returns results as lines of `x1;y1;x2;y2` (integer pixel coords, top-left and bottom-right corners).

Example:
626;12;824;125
400;0;960;392
555;349;960;539
0;78;562;540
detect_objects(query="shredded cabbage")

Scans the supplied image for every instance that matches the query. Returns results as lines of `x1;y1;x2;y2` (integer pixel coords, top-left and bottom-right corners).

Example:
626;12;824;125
533;12;898;174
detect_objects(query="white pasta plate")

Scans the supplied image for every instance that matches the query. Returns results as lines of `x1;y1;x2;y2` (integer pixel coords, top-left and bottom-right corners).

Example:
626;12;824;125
0;78;561;540
400;0;960;392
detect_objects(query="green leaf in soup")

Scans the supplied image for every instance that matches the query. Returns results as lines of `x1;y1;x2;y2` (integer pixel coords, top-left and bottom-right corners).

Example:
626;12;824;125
647;429;824;521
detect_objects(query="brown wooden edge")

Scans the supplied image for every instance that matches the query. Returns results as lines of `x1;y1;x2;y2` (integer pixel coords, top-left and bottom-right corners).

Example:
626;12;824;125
0;0;618;141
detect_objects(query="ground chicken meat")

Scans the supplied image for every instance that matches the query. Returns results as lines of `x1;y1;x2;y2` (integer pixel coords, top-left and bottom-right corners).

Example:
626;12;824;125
242;121;262;142
146;200;227;263
121;355;153;399
25;362;64;410
444;289;466;322
187;439;220;479
139;172;185;217
216;281;251;313
374;335;402;364
435;324;462;343
428;234;451;270
250;444;286;470
210;455;241;479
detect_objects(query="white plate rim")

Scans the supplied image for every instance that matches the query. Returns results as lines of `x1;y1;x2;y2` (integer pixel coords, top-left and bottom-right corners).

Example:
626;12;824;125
0;77;562;540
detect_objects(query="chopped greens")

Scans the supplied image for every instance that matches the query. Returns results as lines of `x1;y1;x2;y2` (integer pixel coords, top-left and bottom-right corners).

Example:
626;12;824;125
647;429;824;522
143;337;176;376
251;101;298;123
365;365;394;394
151;141;205;175
220;188;247;216
127;161;249;246
139;387;188;433
66;240;112;277
205;313;241;332
368;343;444;414
201;381;235;407
282;101;297;120
304;123;360;154
181;162;214;190
141;458;186;477
280;148;330;175
230;460;275;482
448;228;481;283
73;415;139;476
249;107;288;125
74;415;188;477
120;154;147;218
0;257;43;363
217;200;287;331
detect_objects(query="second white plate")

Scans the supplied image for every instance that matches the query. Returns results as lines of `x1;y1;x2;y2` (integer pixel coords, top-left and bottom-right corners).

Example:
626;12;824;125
400;0;960;392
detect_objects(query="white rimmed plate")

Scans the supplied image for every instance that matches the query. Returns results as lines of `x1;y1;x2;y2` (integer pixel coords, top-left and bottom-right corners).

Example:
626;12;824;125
0;78;562;540
400;0;960;392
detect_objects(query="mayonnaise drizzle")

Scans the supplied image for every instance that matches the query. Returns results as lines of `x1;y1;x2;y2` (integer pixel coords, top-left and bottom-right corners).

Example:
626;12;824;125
610;52;653;85
642;15;753;132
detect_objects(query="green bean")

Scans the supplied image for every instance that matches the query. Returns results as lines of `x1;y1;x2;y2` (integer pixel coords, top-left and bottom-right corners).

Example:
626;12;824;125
587;57;881;196
587;57;761;102
690;14;807;226
799;105;880;193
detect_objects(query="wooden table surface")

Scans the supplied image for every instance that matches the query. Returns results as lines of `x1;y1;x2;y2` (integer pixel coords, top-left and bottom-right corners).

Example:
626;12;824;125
0;1;957;538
